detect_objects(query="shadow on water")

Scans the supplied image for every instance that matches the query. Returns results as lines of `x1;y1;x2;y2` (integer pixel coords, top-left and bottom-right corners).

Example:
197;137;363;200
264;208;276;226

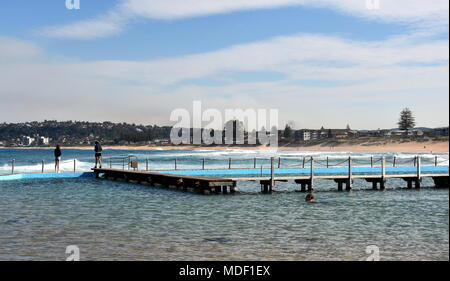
203;237;233;243
5;219;30;224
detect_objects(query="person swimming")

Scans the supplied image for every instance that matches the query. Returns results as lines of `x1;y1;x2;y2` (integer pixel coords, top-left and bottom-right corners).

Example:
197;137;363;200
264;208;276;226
305;193;316;203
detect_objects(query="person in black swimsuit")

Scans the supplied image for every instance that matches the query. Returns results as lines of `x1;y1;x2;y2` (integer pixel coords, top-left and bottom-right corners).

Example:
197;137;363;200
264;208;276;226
54;145;62;173
94;141;103;168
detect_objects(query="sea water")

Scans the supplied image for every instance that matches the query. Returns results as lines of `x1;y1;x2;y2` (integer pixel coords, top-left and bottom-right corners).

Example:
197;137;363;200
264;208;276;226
0;149;448;260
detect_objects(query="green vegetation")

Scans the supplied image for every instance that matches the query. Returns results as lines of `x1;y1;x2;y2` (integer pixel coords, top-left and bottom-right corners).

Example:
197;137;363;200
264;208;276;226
0;120;172;146
0;120;447;147
398;108;416;133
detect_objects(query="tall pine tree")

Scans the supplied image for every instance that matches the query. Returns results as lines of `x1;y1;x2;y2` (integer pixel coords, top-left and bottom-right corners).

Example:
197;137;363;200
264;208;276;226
398;108;416;135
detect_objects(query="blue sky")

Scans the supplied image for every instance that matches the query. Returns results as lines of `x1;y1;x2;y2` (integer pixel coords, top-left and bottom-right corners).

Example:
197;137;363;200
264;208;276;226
1;1;412;61
0;0;448;129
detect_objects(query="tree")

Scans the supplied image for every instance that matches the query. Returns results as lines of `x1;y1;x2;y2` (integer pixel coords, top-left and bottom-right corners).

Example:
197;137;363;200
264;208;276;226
398;108;416;134
283;124;293;140
224;120;244;144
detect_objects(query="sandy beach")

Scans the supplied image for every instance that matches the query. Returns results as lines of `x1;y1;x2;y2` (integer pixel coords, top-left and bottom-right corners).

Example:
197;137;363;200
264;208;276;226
2;140;448;153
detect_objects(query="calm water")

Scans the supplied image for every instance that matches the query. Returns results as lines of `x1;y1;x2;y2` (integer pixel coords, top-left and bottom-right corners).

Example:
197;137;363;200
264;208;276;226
0;149;448;260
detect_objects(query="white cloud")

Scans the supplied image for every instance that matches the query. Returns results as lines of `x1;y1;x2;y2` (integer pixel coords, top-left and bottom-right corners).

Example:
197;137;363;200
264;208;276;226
0;37;41;62
73;34;449;85
122;0;449;22
38;11;127;40
38;0;449;39
0;33;448;128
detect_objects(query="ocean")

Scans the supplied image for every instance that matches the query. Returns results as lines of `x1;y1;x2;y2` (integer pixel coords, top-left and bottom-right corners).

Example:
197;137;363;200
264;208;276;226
0;148;448;260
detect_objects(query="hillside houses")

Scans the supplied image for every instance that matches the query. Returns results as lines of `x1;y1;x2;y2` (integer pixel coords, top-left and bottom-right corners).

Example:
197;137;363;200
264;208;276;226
288;127;448;142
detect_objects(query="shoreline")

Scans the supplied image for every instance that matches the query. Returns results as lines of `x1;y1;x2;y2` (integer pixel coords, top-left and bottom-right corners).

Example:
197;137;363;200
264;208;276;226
1;141;448;153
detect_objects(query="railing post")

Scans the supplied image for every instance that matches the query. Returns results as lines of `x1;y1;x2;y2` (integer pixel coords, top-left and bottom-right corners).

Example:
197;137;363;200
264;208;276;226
254;158;256;169
302;157;306;169
175;158;178;170
270;157;275;192
278;158;281;168
370;156;373;168
309;157;314;191
413;157;417;167
228;158;231;169
417;156;421;180
11;159;15;174
260;165;263;176
326;157;329;168
74;159;76;172
110;157;112;169
41;160;45;173
122;158;125;170
435;156;438;166
146;158;149;171
393;156;396;167
347;156;352;190
415;156;421;189
202;158;205;170
380;156;386;190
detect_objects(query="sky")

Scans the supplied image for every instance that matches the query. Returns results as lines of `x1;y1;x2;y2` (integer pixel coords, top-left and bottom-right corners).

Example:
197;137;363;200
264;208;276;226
0;0;448;129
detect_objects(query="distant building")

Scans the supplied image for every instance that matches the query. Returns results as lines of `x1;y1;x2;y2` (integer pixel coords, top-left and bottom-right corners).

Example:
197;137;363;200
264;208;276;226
427;127;449;137
358;130;370;137
303;131;311;141
385;130;403;136
319;130;329;139
294;130;322;141
385;129;424;136
7;141;19;147
22;136;35;146
37;136;50;145
327;129;348;139
154;139;170;144
295;128;359;140
347;130;359;138
295;130;312;141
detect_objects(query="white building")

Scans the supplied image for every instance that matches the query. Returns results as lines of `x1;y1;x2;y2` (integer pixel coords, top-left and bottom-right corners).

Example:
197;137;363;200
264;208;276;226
38;136;50;145
22;136;35;146
386;129;424;136
302;131;311;141
295;130;312;141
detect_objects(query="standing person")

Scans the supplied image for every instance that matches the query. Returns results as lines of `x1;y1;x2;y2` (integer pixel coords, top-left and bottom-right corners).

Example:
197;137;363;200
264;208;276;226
94;141;103;168
54;145;62;173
